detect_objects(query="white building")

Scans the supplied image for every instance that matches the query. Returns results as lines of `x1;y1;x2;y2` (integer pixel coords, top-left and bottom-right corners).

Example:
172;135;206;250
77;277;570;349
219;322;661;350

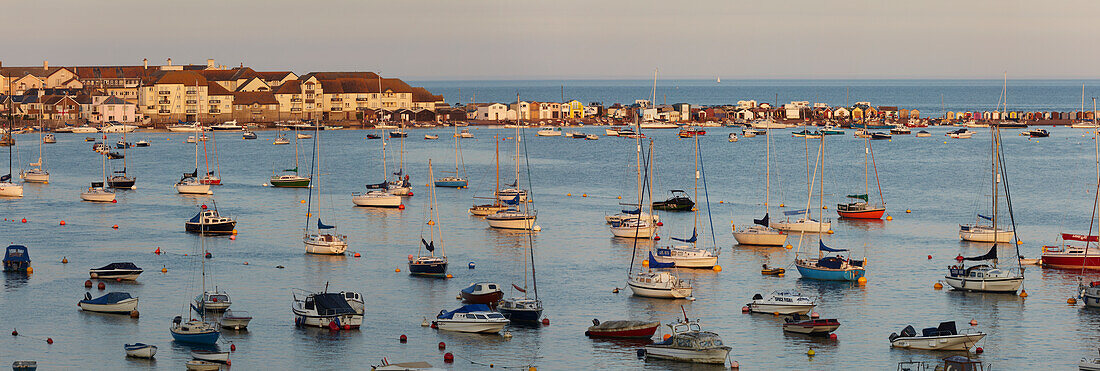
476;103;508;121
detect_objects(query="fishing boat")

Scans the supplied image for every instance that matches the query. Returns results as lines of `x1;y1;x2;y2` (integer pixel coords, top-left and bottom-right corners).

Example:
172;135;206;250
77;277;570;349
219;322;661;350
2;245;30;273
409;162;449;277
433;304;509;333
746;291;815;314
303;128;347;255
185;203;237;234
916;130;932;137
537;127;563;136
643;318;731;364
270;130;310;187
124;343;157;358
434;126;467;187
190;350;230;363
242;131;257;140
795;241;867;281
19;118;49;183
191;290;232;313
734;121;787;246
838;136;887;219
89;262;143;280
78;292;139;314
292;288;363;329
652;190;694;211
585;319;660;338
889;321;985;351
218;309;252;330
459;282;503;304
782;314;840;336
0;103;23;197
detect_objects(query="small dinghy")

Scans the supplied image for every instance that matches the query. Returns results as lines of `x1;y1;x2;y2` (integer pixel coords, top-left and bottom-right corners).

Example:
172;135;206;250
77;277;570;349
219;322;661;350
760;264;785;276
433;304;509;333
191;350;230;363
371;361;440;371
134;140;150;147
460;282;503;304
242;131;257;140
89;262;143;280
124;343;157;358
185;360;222;371
746;290;815;314
916;130;932;137
3;245;31;273
79;292;139;314
11;361;37;370
889;321;985;351
424;134;439;140
643;319;731;364
782;314;840;336
585;319;660;339
219;309;253;330
728;133;738;142
366;134;381;140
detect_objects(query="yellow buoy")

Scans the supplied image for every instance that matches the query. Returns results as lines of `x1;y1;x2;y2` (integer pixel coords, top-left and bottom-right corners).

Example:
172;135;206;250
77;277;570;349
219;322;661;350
906;209;911;213
777;272;785;277
886;215;893;220
786;244;793;249
807;348;815;356
582;194;587;197
161;267;168;273
827;230;834;234
857;276;867;285
712;265;722;272
395;268;401;272
1019;290;1028;298
26;267;33;274
566;193;572;196
934;282;943;290
822;205;828;209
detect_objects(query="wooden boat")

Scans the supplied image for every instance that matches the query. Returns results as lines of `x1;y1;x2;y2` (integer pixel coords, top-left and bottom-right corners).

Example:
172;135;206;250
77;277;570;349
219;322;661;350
585;319;659;338
185;360;222;371
79;292;139;314
190;350;230;363
89;262;143;280
782;314;840;335
459;282;503;304
643;320;731;364
124;343;157;358
760;264;785;276
889;321;985;351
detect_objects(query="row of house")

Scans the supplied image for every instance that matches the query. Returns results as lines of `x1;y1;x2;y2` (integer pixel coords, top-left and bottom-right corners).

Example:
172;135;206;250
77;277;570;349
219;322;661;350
0;58;445;125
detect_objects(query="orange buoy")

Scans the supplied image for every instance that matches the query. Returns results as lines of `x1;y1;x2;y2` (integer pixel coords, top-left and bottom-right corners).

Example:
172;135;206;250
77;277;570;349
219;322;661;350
663;334;671;340
354;252;361;257
130;310;139;318
229;235;236;241
61;257;68;264
810;312;820;319
59;220;65;225
46;337;53;344
395;268;401;272
741;306;749;313
112;224;119;229
934;282;943;290
969;319;978;326
829;333;837;340
1069;297;1078;305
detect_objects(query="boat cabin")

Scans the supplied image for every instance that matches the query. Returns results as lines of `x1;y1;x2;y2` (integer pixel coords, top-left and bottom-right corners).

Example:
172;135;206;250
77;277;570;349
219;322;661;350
3;245;30;272
948;264;1009;279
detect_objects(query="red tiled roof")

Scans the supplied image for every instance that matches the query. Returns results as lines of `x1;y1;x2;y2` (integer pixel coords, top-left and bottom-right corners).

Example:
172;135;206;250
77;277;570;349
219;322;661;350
275;80;301;94
155;71;207;85
207;82;232;96
232;91;277;105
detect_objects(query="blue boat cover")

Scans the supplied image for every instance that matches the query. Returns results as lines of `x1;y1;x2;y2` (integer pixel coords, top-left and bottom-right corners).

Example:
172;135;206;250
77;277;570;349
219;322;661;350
754;213;770;226
94;262;140;271
648;251;675;268
0;174;9;182
784;209;809;216
978;214;993;221
622;208;641;215
3;245;29;262
82;292;133;304
312;293;355;315
317;219;335;230
671;228;697;243
188;212;202;223
819;240;847;252
817;256;845;269
438;304;492;319
365;181;388;189
502;195;521;205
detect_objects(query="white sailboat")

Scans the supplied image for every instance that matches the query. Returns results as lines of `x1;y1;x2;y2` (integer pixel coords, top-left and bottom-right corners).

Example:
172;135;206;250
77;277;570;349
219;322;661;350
487;109;537;230
80;147;116;202
170;234;220;345
408;161;448;277
469;135;508;216
191;228;232;313
610;113;658;239
303;126;348;255
651;135;718;268
772;134;831;234
626;136;693;300
434;125;468;188
0;83;23;197
19;117;48;183
176;129;212;195
352;130;402;208
733;116;786;246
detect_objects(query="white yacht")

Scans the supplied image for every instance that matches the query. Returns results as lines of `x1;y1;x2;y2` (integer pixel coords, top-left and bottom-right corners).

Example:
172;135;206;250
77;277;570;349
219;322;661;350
627;270;693;299
732;224;787;246
959;224;1015;243
81;182;116;202
292;290;363;329
352;190;402;208
889;321;985;351
745;291;816;315
536;127;562;136
771;216;831;233
610;218;657;239
485;207;537;230
433;304;509;333
304;232;348;255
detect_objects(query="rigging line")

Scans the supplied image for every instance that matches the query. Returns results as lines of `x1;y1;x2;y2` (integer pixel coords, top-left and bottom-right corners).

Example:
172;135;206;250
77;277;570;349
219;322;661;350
304;124;319;232
520;125;538;299
628;140;654;274
1085;130;1100;275
869;136;885;205
697;136;718;254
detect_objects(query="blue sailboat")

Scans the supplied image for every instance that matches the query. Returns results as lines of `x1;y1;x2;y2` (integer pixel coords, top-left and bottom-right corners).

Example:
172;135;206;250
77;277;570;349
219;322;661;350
794;241;866;281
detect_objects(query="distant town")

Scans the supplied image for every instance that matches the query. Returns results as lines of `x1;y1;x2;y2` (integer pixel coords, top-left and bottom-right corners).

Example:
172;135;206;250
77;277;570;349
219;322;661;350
1;58;1095;129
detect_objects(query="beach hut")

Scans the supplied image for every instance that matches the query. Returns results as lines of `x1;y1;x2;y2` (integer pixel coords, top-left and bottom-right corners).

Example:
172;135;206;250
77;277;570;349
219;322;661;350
985;111;993;120
946;111;956;120
833;107;850;119
899;109;909;119
910;109;920;119
851;107;864;121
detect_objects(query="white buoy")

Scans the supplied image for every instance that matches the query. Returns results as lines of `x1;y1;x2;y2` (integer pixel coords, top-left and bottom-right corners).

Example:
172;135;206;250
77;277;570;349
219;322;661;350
532;225;542;231
421;317;430;327
130;185;136;190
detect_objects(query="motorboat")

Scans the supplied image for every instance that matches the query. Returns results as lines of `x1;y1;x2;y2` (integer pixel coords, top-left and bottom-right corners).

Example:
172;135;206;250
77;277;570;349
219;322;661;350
821;126;844;135
389;130;408;138
176;175;211;195
78;292;139;314
170;316;220;345
185;360;222;371
1081;280;1100;309
497;296;543;323
485;207;536;230
292;290;363;329
537;127;563;136
1082;357;1100;371
424;134;439;140
959;223;1015;243
81;182;116;202
340;291;365;314
617;128;642;137
610;217;658;239
43;134;56;143
270;173;310;188
628;270;693;299
916;130;932;137
434;176;467;188
434;304;509;333
124;343;157;358
457;129;474;138
460;282;503;304
585;134;599;140
643;320;731;364
870;132;892;140
304;230;348;255
889;321;985;351
1027;128;1050;138
946;128;973;139
728;133;738;142
1041;233;1100;269
890;126;912;135
209;121;244;131
185;204;237;234
585;319;660;338
795;241;867;281
167;123;203;132
853;129;871;138
3;245;30;273
745;291;815;315
89;262;143;280
71;125;100;133
134;140;149;147
115;140;132;149
218;309;253;330
652;190;694;211
366;134;381;140
242;131;257;139
783;314;840;336
945;247;1023;293
352;190;402;208
190;350;230;363
605;127;621;136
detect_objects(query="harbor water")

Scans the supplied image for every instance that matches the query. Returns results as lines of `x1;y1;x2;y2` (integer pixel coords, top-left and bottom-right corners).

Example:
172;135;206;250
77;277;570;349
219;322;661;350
3;124;1100;369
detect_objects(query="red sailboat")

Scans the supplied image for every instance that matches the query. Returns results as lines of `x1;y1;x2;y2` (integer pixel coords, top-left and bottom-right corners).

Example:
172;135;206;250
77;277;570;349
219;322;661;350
837;135;886;219
1043;119;1100;269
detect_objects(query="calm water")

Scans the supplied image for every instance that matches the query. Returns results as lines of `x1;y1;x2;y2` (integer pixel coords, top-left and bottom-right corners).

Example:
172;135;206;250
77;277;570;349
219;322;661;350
3;125;1100;369
417;79;1100;115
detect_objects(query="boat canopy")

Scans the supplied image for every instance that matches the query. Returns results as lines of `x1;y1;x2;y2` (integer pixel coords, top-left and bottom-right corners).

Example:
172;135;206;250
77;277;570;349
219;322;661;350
438;304;492;319
621;208;641;215
283;167;298;173
0;174;9;182
94;262;140;271
317;219;335;230
91;182;104;188
819;240;847;253
1063;233;1099;242
671;228;697;243
188;212;203;223
3;245;29;262
502;195;521;205
753;213;770;226
648;251;675;268
461;282;498;295
310;293;356;315
783;209;809;216
963;246;998;261
82;292;133;305
846;194;869;201
365;181;388;189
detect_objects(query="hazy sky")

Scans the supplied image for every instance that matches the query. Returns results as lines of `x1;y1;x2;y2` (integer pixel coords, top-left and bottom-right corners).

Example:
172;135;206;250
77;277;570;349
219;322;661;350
1;0;1096;80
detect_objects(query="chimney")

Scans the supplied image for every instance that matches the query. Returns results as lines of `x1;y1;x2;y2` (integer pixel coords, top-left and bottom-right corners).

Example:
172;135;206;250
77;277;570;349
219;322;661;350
143;58;148;69
206;58;214;68
43;60;48;70
167;57;172;66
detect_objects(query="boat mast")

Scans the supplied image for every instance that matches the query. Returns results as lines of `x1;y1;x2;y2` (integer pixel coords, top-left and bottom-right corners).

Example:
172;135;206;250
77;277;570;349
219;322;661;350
765;107;772;215
1084;97;1100;272
428;160;439;256
494;134;500;202
293;127;300;176
514;93;521;187
211;128;219;179
382;131;389;183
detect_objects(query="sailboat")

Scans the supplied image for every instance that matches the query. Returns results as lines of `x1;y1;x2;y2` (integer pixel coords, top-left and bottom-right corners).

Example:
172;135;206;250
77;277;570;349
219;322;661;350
199;130;221;185
170;234;221;345
469;135;508;216
498;201;544;323
270;128;310;187
19;116;48;183
0;83;23;197
387;132;412;196
191;223;233;313
794;136;866;281
627;139;693;300
1043;98;1100;269
434;125;468;188
651;135;718;268
177;129;212;195
106;132;136;189
303;126;348;255
409;161;449;277
358;131;407;204
610;117;659;239
944;77;1024;293
773;134;831;233
496;101;528;202
81;141;116;202
733;120;786;246
837;135;886;219
486;120;537;230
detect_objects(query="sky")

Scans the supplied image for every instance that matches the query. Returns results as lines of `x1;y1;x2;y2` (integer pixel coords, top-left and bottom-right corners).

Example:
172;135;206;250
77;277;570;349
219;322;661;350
0;0;1097;80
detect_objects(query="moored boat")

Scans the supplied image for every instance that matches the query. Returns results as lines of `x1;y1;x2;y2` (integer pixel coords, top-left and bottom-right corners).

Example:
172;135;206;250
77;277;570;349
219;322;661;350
185;360;222;371
433;304;509;333
81;182;116;202
746;291;815;315
190;350;230;363
643;319;731;364
170;316;220;345
460;282;503;304
795;241;867;282
185;203;237;234
89;262;143;280
292;289;363;329
889;321;985;351
218;309;253;330
78;292;139;314
585;319;660;338
782;314;840;336
2;245;30;273
945;246;1023;293
124;343;157;358
627;270;693;299
1042;233;1100;269
651;190;694;211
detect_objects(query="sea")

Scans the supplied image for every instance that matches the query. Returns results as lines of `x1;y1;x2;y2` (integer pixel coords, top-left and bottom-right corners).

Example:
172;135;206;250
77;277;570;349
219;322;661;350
3;80;1100;370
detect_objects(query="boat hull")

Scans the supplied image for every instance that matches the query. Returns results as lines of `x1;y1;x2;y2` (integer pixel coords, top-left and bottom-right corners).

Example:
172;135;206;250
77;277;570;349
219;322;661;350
837;208;885;219
890;333;985;351
943;275;1023;293
81;191;116;202
270;177;310;188
627;281;693;299
20;172;49;183
653;255;718;268
610;225;656;239
352;194;402;207
408;261;448;277
89;270;142;281
0;183;25;197
176;183;211;194
585;322;659;338
1040;252;1100;269
772;221;831;233
498;307;542;323
304;240;347;255
486;216;536;230
733;231;787;246
959;230;1015;243
293;311;363;328
795;264;865;281
185;221;237;235
124;344;157;358
469;204;507;216
644;346;731;364
170;330;220;345
107;178;136;189
747;303;814;315
79;298;139;314
218;317;252;330
434;180;467;188
435;320;507;333
783;320;840;335
460;291;503;304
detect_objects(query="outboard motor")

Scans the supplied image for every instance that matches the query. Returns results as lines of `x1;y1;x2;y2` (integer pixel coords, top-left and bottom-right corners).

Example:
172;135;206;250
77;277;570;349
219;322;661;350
173;316;182;325
889;332;899;341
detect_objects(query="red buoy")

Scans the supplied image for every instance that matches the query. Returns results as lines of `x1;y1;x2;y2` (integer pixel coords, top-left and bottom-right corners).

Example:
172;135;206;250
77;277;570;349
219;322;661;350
205;252;212;259
541;318;550;325
444;353;454;363
84;280;93;288
111;199;117;203
59;220;65;226
201;204;208;209
398;204;405;210
46;337;53;344
975;346;984;354
11;329;17;336
112;224;119;229
399;334;407;343
230;344;236;352
829;333;837;340
21;218;26;223
154;247;161;255
115;278;122;282
354;252;361;257
328;321;339;331
438;341;446;350
430;322;438;329
927;255;933;260
741;306;750;313
407;192;414;196
226;360;232;366
97;282;106;290
656;222;663;226
955;255;965;262
653;235;661;241
343;324;351;330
